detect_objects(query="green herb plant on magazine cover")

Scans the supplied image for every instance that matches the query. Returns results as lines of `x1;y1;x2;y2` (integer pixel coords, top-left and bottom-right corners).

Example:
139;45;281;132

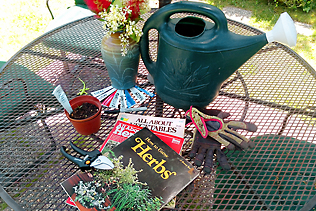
140;1;297;110
85;0;151;90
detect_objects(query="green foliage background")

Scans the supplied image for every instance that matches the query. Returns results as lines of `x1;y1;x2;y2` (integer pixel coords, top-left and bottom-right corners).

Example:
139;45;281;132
275;0;316;13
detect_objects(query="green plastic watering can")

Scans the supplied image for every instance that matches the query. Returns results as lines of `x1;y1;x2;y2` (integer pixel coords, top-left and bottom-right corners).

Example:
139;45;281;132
140;1;296;110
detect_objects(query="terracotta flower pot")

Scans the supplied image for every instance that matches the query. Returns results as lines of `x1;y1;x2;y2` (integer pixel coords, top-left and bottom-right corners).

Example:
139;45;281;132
65;95;102;135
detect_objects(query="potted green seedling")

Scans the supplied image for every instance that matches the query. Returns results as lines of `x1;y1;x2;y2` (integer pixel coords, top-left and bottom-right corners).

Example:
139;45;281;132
65;95;101;135
53;79;102;135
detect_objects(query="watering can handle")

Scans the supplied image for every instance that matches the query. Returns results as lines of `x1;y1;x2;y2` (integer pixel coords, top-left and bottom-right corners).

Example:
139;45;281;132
140;1;228;74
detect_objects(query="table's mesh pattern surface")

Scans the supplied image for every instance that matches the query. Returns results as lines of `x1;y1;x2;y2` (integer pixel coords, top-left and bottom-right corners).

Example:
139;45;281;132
1;8;316;211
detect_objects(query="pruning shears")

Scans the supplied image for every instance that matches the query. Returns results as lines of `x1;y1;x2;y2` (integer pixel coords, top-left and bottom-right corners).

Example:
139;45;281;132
60;142;114;171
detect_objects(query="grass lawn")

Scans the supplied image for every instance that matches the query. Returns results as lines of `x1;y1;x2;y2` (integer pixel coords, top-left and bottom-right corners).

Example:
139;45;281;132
207;0;316;69
0;0;73;63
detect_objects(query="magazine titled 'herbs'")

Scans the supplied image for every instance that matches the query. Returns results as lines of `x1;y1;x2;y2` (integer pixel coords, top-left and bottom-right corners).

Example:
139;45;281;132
61;128;199;211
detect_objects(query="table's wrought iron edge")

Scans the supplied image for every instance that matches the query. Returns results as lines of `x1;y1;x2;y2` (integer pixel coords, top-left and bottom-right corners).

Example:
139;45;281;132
0;185;25;211
300;194;316;211
227;18;264;35
277;42;316;77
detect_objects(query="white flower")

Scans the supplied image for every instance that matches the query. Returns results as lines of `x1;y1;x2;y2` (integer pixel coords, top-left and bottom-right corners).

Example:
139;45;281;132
98;3;146;56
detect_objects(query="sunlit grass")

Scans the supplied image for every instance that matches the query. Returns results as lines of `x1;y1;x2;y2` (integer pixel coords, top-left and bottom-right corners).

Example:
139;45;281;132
0;0;73;62
293;34;316;69
207;0;316;69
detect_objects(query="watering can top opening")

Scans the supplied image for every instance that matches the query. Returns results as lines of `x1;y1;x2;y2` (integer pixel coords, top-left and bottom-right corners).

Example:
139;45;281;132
174;16;208;39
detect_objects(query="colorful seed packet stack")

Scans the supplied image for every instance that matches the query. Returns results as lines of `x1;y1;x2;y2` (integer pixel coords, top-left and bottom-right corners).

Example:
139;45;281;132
91;85;155;109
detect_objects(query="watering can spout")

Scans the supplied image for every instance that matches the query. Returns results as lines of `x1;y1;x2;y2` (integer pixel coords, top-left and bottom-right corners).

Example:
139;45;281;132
266;12;297;47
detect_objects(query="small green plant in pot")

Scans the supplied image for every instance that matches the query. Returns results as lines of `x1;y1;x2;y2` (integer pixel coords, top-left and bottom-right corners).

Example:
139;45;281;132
64;78;102;135
65;95;102;135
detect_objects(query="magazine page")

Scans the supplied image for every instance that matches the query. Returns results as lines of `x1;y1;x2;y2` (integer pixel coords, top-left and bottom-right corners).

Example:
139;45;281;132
100;113;186;154
118;113;185;138
61;173;114;211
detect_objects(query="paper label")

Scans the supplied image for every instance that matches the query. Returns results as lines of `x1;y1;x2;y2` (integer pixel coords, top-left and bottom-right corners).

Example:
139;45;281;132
117;90;127;109
91;86;113;99
109;91;120;108
135;85;155;97
95;87;116;101
130;87;146;104
52;85;73;114
125;89;136;108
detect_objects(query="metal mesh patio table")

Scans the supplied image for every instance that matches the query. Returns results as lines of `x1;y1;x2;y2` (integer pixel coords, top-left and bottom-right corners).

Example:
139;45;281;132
1;8;316;211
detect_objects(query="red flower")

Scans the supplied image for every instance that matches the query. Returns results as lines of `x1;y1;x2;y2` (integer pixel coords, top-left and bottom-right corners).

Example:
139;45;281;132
124;0;146;20
84;0;111;14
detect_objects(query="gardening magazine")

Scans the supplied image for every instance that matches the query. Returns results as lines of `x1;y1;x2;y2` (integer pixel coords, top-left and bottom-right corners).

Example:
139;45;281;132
100;113;186;154
61;128;199;210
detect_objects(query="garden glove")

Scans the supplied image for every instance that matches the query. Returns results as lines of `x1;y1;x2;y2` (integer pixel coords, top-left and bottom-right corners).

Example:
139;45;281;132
190;129;231;172
186;106;257;172
186;106;257;151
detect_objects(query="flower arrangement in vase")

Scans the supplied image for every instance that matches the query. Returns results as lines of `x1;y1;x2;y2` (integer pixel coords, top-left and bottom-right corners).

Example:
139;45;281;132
85;0;151;56
85;0;151;90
